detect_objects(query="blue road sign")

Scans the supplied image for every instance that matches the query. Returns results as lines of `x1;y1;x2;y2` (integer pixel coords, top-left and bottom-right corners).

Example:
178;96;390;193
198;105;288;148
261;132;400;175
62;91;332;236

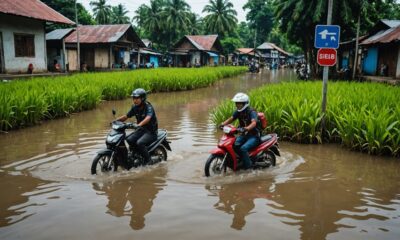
315;25;341;49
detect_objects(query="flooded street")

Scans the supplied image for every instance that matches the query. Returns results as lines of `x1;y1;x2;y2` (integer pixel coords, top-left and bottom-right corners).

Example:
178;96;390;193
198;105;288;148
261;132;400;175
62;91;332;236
1;69;399;240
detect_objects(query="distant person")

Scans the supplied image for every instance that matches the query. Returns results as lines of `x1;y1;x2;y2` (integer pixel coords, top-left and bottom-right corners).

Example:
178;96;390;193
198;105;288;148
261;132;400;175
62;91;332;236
27;63;34;74
53;59;61;72
380;63;388;76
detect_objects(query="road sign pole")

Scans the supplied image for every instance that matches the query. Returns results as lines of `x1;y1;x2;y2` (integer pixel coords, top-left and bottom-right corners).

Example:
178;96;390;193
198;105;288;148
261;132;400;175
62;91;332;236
321;0;334;137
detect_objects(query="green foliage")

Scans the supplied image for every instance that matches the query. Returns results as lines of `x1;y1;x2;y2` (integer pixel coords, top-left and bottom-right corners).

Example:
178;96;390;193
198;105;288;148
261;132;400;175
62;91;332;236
134;0;192;49
221;37;242;55
243;0;274;46
274;0;400;74
0;67;246;131
42;0;95;31
111;4;131;24
202;0;238;37
211;81;400;156
90;0;112;24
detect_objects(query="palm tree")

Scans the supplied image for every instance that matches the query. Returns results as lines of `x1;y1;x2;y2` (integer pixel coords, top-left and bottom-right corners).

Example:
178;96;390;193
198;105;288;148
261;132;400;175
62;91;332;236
187;13;203;35
163;0;191;45
142;0;165;35
90;0;112;24
111;4;130;24
202;0;237;37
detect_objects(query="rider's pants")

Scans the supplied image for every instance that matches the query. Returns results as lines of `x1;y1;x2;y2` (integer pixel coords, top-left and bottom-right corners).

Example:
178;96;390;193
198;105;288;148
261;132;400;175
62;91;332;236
234;135;260;169
126;128;157;164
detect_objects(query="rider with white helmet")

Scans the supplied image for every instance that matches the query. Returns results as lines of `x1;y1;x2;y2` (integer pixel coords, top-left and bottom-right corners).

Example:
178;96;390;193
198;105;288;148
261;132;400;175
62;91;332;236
219;92;260;169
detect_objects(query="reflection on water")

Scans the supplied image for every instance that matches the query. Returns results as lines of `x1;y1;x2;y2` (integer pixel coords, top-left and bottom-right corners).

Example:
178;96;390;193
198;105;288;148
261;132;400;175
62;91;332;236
92;167;167;230
1;69;400;239
204;144;400;239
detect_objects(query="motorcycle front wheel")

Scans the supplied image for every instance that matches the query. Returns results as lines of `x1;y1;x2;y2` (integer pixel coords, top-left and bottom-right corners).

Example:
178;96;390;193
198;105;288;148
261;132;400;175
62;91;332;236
205;154;225;177
91;153;117;175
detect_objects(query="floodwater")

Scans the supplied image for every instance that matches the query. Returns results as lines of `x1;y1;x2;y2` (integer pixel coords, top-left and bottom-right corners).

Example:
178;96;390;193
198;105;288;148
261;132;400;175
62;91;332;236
0;69;399;240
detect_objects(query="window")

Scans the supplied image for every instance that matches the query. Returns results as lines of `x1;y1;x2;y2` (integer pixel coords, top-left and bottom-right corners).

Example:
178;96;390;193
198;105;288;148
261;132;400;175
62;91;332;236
14;34;35;57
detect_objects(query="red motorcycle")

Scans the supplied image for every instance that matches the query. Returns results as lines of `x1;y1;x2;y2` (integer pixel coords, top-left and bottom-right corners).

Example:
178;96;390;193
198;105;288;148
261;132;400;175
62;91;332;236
205;125;280;177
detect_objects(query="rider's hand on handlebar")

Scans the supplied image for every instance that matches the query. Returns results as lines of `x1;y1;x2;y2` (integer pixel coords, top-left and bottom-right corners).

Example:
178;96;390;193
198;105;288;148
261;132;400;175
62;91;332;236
237;127;246;133
127;123;139;129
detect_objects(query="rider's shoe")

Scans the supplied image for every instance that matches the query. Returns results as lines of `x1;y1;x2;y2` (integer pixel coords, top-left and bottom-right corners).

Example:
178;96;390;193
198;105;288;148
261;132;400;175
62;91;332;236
254;161;270;168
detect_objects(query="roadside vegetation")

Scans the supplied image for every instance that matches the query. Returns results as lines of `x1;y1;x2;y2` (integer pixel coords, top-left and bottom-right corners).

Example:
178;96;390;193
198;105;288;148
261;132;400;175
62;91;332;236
212;81;400;157
0;67;246;131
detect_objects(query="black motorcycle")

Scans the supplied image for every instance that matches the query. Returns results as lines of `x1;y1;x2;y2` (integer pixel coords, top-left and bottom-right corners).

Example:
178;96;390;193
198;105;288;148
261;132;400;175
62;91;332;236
296;64;309;80
91;112;171;175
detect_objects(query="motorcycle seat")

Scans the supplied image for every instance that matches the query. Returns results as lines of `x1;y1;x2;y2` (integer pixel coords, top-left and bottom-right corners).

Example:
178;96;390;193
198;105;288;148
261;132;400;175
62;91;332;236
157;129;167;139
260;134;273;143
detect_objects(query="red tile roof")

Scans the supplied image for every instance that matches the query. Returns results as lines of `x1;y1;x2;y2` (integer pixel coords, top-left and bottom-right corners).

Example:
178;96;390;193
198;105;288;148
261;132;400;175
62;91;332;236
65;24;145;47
186;35;219;51
0;0;74;24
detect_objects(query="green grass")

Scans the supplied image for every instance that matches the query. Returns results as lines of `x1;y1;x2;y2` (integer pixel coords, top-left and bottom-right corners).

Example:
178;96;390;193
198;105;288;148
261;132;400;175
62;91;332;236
0;67;246;131
211;81;400;157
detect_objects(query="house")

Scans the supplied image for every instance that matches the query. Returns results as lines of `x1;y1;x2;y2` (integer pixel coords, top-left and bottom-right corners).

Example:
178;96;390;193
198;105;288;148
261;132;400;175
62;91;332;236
0;0;74;73
59;24;145;71
359;20;400;78
338;35;367;73
169;35;224;67
256;42;290;68
233;48;260;66
46;28;74;72
130;39;163;68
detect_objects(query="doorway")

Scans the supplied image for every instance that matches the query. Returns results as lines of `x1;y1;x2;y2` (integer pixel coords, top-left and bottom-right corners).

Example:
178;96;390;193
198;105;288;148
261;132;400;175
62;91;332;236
0;32;4;73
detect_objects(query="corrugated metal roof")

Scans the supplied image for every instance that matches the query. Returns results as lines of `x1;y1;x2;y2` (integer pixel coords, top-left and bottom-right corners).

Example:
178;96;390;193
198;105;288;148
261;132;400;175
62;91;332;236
257;42;290;56
64;24;145;47
142;39;152;48
186;35;218;51
257;42;275;50
0;0;74;24
269;43;290;56
361;25;400;45
381;20;400;28
237;48;254;54
46;28;74;40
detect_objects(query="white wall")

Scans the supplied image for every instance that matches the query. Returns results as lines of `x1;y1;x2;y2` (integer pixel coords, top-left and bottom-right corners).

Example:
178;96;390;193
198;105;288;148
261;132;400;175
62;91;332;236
0;14;47;73
191;51;201;65
397;46;400;79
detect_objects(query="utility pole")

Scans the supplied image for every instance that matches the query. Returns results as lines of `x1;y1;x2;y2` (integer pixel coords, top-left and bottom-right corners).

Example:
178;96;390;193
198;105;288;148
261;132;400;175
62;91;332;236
75;0;80;71
253;28;257;49
321;0;333;135
352;13;361;79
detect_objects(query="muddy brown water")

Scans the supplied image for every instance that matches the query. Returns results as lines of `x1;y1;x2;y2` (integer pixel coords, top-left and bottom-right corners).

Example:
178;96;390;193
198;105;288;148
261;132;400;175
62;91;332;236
0;69;399;240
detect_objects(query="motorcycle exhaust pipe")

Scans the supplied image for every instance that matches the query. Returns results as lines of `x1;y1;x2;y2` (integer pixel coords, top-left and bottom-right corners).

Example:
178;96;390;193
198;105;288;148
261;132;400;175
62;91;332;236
151;155;161;163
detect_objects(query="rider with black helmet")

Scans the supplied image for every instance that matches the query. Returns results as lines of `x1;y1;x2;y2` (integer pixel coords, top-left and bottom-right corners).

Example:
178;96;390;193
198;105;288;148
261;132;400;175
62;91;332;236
115;88;158;166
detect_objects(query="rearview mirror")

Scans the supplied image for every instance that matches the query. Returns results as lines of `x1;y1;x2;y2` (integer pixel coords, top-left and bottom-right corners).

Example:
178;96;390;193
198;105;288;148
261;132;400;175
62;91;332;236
112;109;116;116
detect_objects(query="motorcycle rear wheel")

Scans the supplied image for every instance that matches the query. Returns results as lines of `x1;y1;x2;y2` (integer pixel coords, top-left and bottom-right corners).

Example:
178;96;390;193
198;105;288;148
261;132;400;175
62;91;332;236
91;153;117;175
153;146;167;162
261;151;276;167
205;154;225;177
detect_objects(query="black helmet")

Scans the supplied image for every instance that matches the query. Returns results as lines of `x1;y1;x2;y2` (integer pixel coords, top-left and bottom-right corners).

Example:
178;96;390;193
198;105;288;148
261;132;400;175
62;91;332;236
131;88;147;101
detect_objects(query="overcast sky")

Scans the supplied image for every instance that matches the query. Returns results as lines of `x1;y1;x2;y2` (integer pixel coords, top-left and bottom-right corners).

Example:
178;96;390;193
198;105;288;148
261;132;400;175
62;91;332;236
78;0;249;23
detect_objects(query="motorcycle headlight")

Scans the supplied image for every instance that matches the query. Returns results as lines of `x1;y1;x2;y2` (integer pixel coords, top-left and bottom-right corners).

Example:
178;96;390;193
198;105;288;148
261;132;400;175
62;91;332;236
106;134;121;144
223;126;232;134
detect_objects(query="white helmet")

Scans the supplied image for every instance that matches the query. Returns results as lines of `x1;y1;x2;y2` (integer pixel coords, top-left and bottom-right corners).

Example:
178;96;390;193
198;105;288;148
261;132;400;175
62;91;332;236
232;92;250;112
